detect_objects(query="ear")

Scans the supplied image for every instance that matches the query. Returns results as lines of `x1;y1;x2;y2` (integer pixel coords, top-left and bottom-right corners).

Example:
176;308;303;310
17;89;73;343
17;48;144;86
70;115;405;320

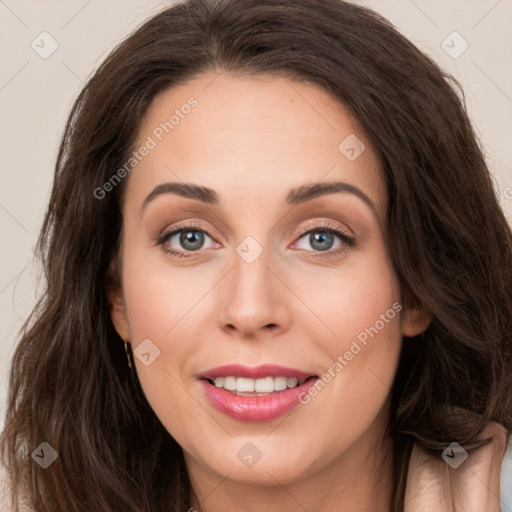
401;303;432;338
106;259;131;342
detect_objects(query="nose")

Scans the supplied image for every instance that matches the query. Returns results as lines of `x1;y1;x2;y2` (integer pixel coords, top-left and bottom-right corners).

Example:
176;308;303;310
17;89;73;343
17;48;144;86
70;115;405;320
217;243;291;339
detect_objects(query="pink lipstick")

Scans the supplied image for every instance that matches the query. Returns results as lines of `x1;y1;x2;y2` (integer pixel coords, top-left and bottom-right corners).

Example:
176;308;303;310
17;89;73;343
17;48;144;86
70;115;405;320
198;364;318;422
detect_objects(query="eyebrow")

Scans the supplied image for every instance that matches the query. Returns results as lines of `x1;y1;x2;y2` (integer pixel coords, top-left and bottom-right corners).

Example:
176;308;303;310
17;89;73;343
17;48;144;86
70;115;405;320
141;181;377;216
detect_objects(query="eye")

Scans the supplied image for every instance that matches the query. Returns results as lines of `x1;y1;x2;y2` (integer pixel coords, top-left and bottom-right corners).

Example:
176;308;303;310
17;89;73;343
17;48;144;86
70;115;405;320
156;220;355;259
157;222;218;258
293;222;355;255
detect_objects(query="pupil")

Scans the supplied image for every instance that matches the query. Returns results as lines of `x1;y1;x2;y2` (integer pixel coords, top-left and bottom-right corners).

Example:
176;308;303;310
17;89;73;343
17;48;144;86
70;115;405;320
311;231;333;251
180;230;203;251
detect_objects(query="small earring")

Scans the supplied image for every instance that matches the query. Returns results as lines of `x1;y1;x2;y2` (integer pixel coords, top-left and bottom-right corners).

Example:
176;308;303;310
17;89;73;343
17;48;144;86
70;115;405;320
124;340;133;369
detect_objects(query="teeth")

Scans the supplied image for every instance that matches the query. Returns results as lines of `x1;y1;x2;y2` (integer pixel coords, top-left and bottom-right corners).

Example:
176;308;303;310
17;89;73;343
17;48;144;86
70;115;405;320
237;377;255;392
287;378;298;388
211;376;308;394
255;377;274;393
274;377;288;391
223;376;237;390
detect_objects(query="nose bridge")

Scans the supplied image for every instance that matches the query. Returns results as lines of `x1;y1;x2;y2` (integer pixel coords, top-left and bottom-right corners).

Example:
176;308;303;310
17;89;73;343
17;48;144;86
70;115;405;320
217;234;290;336
231;237;275;313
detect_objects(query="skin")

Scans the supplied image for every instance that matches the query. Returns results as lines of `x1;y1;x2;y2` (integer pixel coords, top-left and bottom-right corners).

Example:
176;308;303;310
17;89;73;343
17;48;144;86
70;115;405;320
110;71;431;512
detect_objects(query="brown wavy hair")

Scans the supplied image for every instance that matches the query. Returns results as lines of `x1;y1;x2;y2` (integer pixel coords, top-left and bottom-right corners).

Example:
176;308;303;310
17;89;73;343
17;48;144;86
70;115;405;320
1;0;511;510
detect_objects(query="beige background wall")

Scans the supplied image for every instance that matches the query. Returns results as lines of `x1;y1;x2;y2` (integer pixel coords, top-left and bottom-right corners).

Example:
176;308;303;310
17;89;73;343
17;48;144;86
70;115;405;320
1;0;511;505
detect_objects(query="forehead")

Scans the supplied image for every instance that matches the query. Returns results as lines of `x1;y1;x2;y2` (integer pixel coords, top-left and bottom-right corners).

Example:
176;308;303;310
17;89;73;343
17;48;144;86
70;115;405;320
125;71;386;217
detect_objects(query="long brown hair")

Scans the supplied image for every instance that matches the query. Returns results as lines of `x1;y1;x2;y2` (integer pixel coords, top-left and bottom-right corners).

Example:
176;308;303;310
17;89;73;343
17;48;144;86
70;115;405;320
1;0;511;510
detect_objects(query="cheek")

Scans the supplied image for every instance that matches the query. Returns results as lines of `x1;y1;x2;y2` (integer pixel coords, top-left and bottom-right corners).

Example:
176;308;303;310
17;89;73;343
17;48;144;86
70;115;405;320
291;245;401;359
121;249;213;342
121;262;206;441
291;248;403;423
119;253;206;410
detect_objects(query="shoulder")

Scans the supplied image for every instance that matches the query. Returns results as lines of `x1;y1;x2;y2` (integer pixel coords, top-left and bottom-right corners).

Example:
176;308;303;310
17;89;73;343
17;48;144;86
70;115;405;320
404;421;510;512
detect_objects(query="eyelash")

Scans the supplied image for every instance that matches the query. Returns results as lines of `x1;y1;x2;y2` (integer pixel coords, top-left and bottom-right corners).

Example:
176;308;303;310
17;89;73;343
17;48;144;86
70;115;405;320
156;221;355;259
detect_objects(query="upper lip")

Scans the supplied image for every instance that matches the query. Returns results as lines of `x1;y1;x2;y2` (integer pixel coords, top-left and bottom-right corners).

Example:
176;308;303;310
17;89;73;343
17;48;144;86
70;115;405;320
198;364;317;381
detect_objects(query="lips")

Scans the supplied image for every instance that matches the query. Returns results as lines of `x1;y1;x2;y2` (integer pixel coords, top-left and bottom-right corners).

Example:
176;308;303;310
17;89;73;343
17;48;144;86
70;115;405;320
198;364;315;381
198;364;319;422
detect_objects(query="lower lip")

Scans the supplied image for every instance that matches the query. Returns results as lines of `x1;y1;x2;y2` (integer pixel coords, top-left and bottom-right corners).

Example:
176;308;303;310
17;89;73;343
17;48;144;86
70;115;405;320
200;378;318;422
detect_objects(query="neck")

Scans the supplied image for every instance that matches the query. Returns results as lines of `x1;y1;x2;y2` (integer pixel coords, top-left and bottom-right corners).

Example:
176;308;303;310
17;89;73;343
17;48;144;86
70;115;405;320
186;409;394;512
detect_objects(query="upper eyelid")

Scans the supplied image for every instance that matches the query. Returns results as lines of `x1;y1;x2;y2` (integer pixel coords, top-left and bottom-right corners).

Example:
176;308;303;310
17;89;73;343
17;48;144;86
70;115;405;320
161;221;218;241
296;220;351;237
161;220;349;236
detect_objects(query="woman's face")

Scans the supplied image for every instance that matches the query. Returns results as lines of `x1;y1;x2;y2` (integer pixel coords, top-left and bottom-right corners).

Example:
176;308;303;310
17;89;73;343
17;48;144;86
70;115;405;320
111;71;430;491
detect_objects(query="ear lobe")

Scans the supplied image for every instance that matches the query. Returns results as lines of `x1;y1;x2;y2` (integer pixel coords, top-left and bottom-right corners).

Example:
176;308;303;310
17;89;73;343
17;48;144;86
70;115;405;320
401;303;432;338
106;261;131;341
110;296;131;341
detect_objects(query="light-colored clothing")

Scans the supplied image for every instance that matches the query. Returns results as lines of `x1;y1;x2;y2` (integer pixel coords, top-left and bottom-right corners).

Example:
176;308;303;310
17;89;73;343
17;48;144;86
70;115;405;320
405;421;510;511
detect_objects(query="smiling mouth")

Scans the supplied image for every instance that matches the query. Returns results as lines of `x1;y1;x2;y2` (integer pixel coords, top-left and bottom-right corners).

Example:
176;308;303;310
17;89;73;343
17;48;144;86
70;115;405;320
199;365;320;421
204;375;318;396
